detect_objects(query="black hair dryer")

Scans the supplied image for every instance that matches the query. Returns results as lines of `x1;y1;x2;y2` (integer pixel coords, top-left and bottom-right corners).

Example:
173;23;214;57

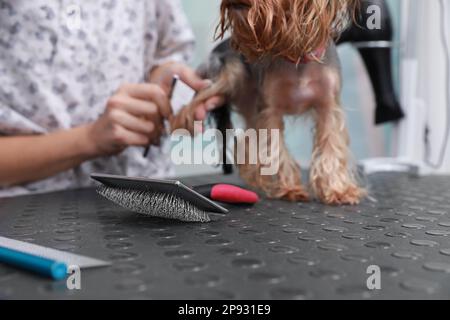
337;0;405;125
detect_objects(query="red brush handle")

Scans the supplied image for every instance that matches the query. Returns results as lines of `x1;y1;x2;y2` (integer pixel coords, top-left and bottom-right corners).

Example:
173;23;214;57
193;184;259;205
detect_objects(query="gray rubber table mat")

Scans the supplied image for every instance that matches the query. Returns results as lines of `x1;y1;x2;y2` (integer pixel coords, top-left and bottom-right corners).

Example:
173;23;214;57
0;173;450;300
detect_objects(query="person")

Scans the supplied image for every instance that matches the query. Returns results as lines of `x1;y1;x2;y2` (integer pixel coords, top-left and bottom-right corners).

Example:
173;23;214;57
0;0;221;197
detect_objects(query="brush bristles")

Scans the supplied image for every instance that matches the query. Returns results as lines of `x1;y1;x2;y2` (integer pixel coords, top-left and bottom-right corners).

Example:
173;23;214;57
97;186;211;223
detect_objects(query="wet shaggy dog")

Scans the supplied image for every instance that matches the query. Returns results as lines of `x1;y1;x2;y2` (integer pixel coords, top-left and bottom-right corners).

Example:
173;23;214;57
171;0;365;205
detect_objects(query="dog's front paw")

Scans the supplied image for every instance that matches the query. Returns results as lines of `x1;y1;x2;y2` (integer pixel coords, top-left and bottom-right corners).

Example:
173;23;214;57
320;185;365;205
277;186;310;202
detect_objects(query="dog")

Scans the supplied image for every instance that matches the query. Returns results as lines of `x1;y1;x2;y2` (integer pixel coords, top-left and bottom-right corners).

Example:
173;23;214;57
170;0;365;205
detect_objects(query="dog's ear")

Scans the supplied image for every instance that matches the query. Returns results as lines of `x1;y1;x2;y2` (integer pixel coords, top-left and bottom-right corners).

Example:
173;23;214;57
216;0;358;63
215;0;233;41
278;0;359;62
216;0;286;61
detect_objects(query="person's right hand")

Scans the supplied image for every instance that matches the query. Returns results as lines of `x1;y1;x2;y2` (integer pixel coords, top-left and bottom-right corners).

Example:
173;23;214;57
85;83;171;157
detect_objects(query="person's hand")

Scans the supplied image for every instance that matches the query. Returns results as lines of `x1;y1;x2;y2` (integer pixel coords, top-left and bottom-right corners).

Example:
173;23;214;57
149;61;224;123
85;83;171;156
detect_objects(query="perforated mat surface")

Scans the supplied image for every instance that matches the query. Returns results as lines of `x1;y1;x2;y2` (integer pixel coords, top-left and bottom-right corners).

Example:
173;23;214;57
0;173;450;299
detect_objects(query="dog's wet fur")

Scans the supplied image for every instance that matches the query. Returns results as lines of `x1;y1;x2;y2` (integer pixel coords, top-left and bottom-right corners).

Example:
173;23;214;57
171;0;365;205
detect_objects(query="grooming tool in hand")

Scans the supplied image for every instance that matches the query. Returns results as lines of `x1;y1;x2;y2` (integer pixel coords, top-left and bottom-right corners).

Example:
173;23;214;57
0;237;110;280
91;173;229;223
143;75;197;157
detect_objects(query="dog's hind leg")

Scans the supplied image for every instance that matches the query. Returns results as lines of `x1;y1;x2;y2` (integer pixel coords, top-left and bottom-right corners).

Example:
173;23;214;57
309;95;366;205
237;109;310;202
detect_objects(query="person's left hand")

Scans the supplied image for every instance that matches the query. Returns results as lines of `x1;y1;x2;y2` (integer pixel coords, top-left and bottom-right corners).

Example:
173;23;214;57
149;61;224;124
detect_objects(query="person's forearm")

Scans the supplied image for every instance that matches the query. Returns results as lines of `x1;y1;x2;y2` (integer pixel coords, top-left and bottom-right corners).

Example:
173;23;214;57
0;125;98;187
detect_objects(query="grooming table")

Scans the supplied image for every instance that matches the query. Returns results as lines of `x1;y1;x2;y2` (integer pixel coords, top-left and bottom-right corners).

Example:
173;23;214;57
0;173;450;300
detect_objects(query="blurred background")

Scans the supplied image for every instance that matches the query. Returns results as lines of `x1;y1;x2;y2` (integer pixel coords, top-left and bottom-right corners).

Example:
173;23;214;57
177;0;449;177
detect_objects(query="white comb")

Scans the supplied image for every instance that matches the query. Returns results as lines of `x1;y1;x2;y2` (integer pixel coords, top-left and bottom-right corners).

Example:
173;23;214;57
0;236;110;269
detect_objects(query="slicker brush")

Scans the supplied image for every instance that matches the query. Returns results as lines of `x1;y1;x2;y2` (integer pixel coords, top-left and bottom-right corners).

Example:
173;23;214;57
91;173;229;223
97;186;211;223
